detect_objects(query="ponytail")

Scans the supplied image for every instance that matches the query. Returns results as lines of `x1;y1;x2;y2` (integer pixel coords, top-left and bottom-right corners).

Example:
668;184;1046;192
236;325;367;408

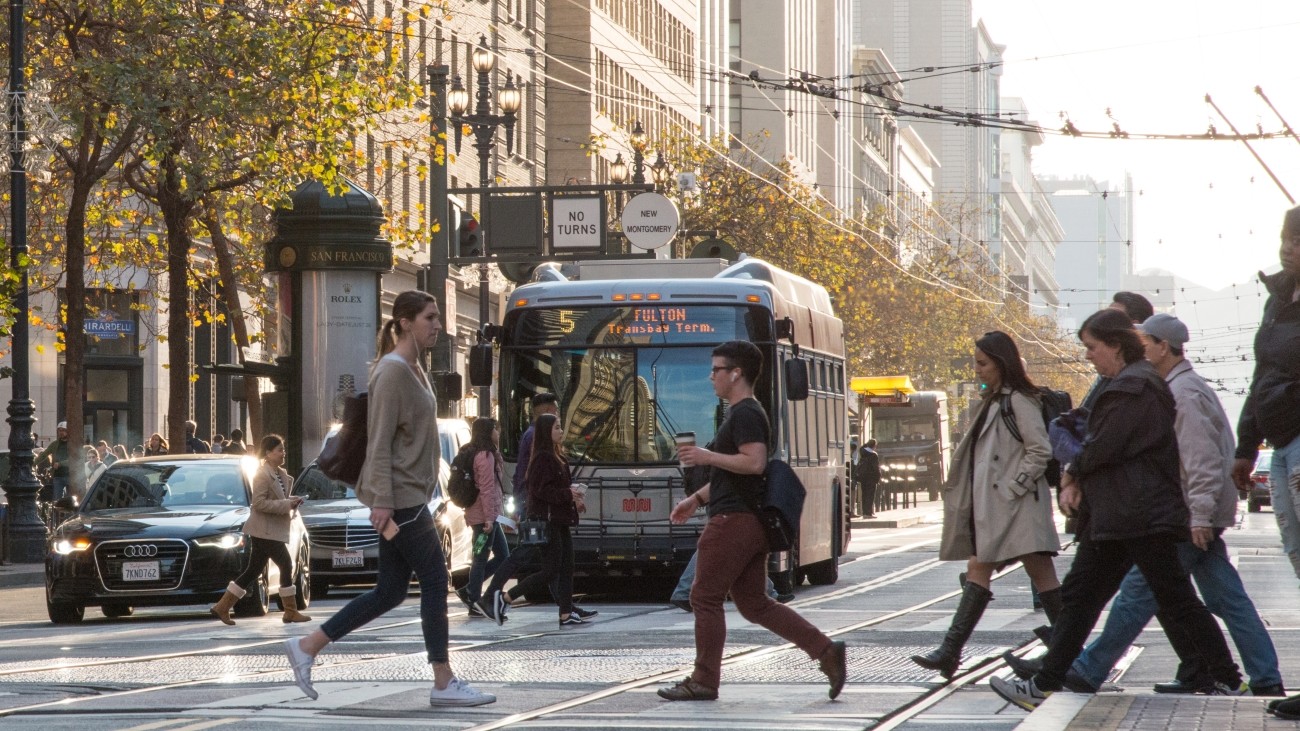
376;319;400;358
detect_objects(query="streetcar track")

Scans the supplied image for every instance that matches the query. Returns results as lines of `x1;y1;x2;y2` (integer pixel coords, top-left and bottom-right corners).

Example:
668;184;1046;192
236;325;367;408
464;544;1076;730
1;533;1065;728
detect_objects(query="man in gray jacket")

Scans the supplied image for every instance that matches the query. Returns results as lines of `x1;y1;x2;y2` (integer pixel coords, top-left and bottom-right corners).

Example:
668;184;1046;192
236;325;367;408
1060;314;1283;695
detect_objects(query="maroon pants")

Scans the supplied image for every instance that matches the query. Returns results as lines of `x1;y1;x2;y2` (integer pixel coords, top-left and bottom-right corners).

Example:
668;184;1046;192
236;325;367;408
689;511;832;689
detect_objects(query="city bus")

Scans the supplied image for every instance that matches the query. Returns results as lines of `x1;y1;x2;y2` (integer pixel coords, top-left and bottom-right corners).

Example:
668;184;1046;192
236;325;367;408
488;257;850;589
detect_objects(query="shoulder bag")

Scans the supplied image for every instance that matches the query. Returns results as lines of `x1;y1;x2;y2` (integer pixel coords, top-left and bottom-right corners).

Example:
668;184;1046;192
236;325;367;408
740;459;806;552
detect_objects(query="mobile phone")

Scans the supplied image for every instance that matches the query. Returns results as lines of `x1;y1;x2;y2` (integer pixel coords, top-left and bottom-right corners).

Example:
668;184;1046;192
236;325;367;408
381;521;399;540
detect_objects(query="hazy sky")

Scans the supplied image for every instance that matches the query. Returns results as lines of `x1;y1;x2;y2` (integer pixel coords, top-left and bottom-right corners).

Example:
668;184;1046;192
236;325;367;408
971;0;1300;291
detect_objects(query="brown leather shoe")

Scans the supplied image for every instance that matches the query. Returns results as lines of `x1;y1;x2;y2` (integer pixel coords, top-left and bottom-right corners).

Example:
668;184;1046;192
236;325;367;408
820;640;847;699
656;677;718;701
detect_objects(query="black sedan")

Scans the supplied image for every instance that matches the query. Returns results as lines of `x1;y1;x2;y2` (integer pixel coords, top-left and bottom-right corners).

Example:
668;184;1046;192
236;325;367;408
45;455;310;624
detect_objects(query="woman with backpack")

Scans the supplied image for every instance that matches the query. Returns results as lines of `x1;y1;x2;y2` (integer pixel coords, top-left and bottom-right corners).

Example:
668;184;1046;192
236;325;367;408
455;417;510;617
479;412;588;627
910;330;1062;678
281;290;495;707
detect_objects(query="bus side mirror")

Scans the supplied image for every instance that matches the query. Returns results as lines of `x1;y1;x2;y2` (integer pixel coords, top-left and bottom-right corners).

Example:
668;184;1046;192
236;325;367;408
468;344;494;387
785;359;809;401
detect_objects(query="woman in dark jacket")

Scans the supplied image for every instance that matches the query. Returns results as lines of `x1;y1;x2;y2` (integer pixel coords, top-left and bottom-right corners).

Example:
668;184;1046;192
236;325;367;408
992;308;1243;709
479;413;587;627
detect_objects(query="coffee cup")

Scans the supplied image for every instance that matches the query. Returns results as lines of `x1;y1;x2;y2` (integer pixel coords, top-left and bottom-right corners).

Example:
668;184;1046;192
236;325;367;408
675;432;696;466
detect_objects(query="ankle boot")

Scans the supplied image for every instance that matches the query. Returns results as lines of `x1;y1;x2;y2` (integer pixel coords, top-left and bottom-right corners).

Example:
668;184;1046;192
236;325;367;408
280;586;312;623
1032;587;1063;644
210;581;246;625
911;582;992;678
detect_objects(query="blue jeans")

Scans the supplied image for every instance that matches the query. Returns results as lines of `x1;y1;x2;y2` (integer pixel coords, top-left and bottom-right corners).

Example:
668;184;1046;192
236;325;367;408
1072;536;1280;689
672;549;778;602
466;523;509;603
321;506;450;664
1270;435;1300;579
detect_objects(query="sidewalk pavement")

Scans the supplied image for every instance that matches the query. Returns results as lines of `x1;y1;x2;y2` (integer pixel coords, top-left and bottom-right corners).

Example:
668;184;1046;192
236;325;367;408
0;560;42;589
850;497;945;530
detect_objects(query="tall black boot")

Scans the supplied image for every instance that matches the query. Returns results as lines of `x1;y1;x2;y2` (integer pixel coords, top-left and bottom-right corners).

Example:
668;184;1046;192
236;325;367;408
1032;587;1062;644
911;582;993;678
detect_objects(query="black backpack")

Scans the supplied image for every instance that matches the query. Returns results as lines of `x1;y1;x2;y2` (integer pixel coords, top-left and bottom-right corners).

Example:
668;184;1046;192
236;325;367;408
446;445;481;509
1000;387;1073;487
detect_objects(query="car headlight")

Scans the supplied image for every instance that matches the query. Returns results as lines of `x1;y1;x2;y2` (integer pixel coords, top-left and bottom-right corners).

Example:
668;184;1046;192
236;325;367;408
195;532;246;549
916;455;928;465
53;537;92;555
504;495;516;514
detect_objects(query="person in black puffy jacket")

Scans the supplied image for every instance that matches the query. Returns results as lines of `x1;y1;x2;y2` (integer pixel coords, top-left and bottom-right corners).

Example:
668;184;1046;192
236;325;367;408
991;308;1243;710
1233;206;1300;582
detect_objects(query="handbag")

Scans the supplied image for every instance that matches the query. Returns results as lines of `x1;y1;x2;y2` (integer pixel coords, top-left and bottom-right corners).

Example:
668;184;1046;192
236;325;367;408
317;392;368;485
741;459;806;552
518;518;550;546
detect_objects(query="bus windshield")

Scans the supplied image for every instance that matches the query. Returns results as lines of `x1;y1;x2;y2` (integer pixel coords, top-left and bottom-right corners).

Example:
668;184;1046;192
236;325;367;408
502;305;771;464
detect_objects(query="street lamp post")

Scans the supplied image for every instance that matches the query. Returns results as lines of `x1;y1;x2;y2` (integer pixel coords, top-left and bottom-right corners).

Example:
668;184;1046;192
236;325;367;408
3;0;44;563
650;150;672;194
628;121;648;185
609;153;629;217
447;35;520;419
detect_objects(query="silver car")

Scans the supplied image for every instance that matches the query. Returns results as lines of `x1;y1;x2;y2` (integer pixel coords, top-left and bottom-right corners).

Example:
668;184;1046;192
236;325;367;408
294;419;474;595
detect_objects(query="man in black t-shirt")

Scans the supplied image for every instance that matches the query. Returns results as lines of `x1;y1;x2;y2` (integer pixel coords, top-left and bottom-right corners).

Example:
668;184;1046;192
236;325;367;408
657;340;846;702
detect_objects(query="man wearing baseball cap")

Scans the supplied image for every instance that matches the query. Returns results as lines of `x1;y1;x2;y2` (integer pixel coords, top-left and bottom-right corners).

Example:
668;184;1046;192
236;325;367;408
1061;313;1284;695
34;420;72;501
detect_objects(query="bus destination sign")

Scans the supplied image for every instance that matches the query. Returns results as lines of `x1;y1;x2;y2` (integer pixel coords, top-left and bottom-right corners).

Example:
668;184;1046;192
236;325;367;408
605;307;717;337
514;305;751;346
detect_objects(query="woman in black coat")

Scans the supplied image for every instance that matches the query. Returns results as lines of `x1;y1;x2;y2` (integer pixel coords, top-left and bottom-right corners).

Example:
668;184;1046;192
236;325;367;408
478;413;588;627
991;308;1243;709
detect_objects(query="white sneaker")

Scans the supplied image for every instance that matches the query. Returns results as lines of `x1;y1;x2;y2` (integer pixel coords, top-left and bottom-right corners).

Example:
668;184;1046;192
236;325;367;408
990;675;1049;710
283;637;318;700
429;677;497;707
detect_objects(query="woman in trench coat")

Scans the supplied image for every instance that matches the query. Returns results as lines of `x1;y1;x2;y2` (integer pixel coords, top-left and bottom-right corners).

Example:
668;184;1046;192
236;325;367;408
910;331;1062;678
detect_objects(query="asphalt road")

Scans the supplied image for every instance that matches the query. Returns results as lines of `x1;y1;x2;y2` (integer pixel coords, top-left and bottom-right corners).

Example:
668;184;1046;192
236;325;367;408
1;508;1297;730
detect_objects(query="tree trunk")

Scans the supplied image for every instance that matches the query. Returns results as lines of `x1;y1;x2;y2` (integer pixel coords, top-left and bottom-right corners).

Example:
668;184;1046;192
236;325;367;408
160;154;195;454
62;183;91;496
201;209;262;442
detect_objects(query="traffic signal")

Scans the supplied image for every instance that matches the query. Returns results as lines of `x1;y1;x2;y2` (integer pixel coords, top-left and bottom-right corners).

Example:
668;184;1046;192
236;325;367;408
457;215;482;257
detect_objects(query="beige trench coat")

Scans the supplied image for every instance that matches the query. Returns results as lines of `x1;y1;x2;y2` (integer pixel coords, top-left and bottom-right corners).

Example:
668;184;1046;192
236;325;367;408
243;464;296;543
939;388;1059;563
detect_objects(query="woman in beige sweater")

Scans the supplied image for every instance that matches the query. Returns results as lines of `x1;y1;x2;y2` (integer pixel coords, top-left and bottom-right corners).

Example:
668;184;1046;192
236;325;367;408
281;290;494;708
210;434;310;625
